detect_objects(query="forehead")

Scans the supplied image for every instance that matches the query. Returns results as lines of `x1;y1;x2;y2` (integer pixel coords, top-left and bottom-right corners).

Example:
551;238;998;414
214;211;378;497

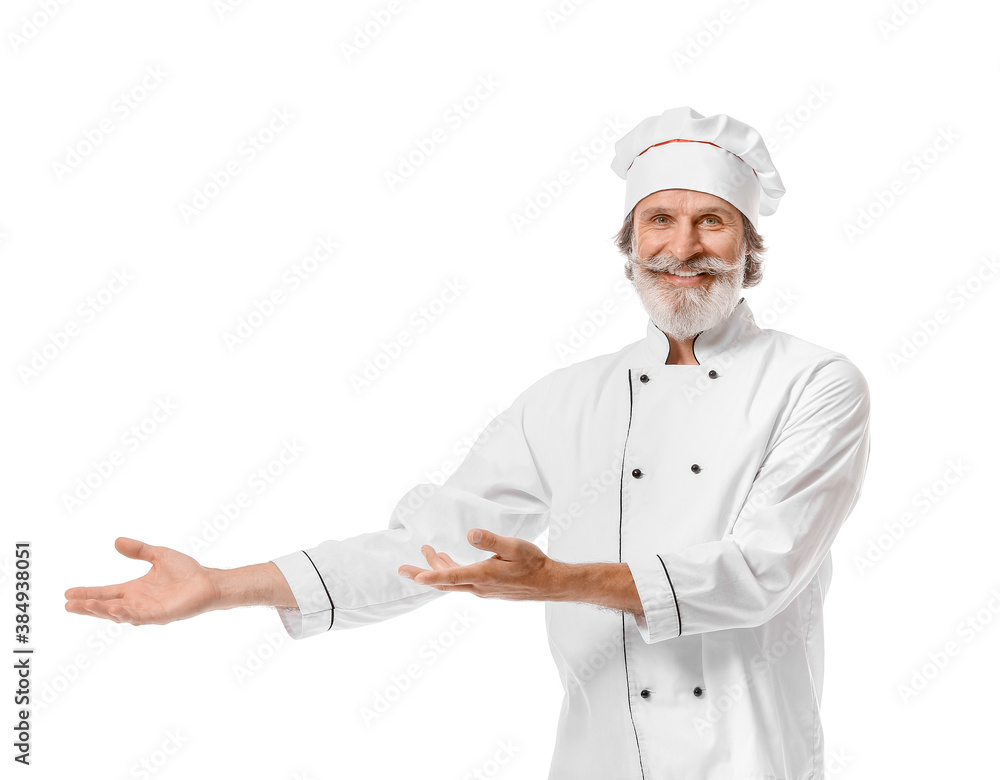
635;189;739;218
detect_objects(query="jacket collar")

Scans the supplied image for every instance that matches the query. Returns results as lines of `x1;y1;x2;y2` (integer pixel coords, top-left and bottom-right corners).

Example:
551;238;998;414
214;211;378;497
644;297;759;365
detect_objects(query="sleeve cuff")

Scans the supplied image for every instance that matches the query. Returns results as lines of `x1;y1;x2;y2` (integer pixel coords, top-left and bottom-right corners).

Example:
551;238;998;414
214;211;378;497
624;555;681;644
270;551;335;640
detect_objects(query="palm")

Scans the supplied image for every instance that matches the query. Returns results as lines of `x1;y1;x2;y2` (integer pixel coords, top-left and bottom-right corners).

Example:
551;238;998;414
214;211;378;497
65;537;218;625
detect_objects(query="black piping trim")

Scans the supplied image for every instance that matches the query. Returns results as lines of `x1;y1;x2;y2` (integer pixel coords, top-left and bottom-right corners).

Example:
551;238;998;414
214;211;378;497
301;550;335;631
656;554;682;637
619;369;646;779
618;370;634;561
621;614;646;779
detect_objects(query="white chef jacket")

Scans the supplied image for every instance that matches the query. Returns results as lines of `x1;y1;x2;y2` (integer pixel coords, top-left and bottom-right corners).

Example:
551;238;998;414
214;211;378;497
271;297;871;780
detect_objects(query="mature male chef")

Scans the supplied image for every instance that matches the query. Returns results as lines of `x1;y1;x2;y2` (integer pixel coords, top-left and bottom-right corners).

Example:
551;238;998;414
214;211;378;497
66;107;871;780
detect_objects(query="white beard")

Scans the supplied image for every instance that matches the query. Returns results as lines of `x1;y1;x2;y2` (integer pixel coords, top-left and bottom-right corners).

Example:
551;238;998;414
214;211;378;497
624;246;746;341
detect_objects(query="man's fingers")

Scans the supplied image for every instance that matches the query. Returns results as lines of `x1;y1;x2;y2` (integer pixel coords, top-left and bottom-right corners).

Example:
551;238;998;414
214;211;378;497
64;585;125;601
64;599;92;616
424;583;476;593
421;545;458;571
415;562;486;587
73;598;121;622
104;600;141;625
115;537;155;563
468;528;519;558
437;551;460;567
399;546;464;581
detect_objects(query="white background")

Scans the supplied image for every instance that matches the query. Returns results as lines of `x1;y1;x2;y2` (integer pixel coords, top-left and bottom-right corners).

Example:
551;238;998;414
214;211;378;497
2;1;998;778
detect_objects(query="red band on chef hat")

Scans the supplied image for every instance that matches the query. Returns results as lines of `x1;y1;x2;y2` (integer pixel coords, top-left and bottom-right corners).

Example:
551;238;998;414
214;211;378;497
627;139;758;178
611;109;784;228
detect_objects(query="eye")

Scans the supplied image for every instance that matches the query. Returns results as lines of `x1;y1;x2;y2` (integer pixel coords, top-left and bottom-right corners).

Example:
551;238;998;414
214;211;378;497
702;216;720;225
652;216;668;224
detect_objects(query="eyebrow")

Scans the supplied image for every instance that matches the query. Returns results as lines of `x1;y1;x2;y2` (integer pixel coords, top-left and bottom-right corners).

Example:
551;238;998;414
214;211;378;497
639;205;737;220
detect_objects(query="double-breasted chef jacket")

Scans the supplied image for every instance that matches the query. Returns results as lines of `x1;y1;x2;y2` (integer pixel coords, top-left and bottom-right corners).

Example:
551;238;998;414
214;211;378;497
271;297;872;780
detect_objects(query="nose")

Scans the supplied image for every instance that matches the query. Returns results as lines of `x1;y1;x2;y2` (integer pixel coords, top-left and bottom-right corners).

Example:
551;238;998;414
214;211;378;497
665;222;704;264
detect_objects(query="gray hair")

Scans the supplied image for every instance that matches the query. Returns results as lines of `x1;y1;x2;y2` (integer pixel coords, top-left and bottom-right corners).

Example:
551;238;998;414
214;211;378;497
614;208;767;288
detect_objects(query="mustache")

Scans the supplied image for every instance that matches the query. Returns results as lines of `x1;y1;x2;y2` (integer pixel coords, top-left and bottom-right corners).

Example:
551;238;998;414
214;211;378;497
634;253;736;276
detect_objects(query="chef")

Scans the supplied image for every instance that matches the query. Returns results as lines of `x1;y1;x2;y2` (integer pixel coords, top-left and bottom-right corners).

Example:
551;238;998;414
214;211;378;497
65;107;871;780
273;106;871;778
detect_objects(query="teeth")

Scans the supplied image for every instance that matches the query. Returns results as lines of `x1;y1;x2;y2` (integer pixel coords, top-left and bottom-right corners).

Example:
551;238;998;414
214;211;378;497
670;270;702;277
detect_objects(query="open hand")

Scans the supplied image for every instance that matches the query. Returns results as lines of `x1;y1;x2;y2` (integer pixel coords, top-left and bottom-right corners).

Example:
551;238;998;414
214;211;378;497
397;528;565;602
64;538;219;626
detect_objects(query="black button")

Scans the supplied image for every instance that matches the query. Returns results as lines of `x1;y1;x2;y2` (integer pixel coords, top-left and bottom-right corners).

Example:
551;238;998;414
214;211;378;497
631;468;643;479
708;369;718;379
640;689;651;699
693;686;703;697
639;374;649;383
690;464;701;474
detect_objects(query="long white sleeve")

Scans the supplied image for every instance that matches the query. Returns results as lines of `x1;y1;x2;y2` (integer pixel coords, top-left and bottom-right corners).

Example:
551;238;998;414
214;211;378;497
625;356;872;643
270;372;555;639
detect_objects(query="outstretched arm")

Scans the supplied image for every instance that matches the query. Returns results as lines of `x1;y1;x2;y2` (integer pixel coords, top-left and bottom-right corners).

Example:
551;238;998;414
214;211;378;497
64;537;297;625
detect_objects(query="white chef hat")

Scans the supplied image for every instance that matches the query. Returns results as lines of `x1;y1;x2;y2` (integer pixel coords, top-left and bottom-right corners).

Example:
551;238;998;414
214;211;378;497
610;107;785;228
